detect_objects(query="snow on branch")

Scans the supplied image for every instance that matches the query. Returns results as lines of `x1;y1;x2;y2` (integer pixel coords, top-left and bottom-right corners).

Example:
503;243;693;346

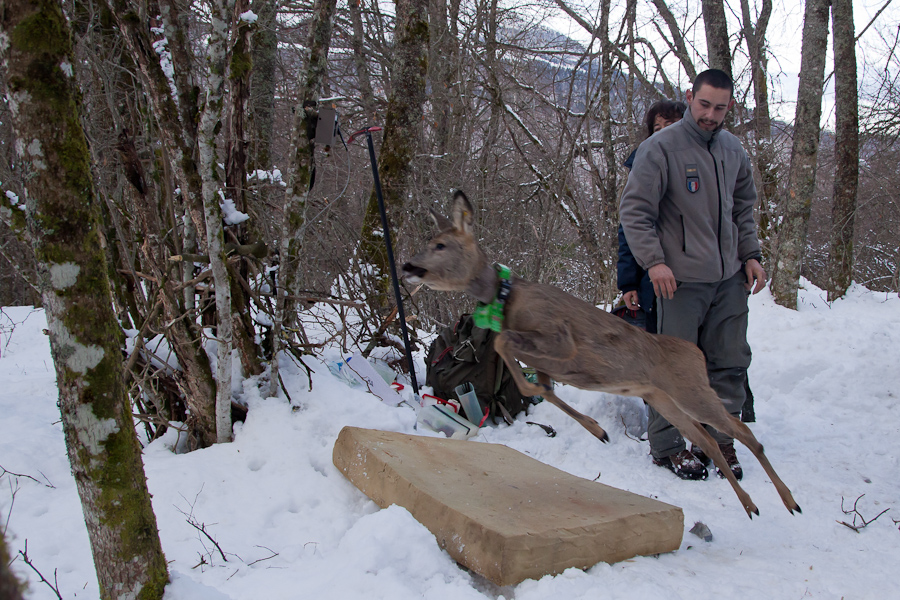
503;103;544;149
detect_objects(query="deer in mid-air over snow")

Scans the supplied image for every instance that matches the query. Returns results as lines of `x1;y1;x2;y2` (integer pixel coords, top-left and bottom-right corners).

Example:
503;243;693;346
402;190;800;518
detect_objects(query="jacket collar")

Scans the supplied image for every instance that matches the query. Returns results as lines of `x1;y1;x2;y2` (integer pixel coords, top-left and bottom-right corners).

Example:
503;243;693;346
682;106;722;146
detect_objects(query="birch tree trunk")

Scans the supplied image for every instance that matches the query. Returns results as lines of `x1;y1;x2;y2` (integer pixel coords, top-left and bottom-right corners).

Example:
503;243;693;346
199;0;235;443
1;0;168;596
827;0;858;301
270;0;338;397
770;0;831;308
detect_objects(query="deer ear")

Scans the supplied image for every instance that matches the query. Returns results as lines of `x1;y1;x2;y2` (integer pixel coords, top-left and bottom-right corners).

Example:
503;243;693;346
429;207;454;232
451;190;475;235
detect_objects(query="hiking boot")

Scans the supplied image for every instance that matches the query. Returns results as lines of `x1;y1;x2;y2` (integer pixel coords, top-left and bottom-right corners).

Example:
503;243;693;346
692;442;743;481
653;449;708;481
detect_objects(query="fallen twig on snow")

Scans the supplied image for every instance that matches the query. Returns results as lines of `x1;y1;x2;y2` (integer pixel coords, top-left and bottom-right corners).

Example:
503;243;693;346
248;545;280;566
176;487;231;564
837;494;891;532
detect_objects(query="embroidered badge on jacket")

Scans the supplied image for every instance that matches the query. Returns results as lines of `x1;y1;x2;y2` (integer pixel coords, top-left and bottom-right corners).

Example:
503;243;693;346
686;163;700;193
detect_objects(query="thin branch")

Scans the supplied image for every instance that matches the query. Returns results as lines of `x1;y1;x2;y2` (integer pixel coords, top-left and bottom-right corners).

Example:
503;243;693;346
247;545;280;566
176;487;228;562
0;465;55;488
855;0;895;43
19;540;63;600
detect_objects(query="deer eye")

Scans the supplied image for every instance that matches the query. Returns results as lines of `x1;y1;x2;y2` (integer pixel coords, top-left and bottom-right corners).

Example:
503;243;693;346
435;243;445;250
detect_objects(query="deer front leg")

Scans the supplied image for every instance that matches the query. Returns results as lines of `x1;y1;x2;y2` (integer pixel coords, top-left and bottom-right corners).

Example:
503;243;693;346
494;331;609;443
705;414;801;515
643;389;759;518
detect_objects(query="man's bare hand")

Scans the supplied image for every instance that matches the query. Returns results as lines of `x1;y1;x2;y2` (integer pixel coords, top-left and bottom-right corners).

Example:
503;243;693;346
744;258;767;294
648;264;677;300
623;290;640;308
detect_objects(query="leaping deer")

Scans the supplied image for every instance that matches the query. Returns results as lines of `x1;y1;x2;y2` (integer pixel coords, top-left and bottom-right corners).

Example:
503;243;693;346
402;190;800;518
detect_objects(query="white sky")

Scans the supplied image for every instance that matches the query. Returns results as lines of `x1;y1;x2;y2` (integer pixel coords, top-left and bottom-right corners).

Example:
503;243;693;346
546;0;899;128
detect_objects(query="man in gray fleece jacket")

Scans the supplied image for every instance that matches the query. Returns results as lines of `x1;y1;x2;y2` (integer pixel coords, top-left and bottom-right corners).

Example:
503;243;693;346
620;69;766;481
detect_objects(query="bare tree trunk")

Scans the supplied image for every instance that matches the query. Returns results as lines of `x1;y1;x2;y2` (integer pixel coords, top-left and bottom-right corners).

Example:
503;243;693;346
349;0;378;123
158;0;200;154
358;0;430;307
740;0;772;138
270;0;338;397
770;0;831;308
429;0;454;156
198;0;235;443
111;0;206;247
249;0;277;172
624;0;638;144
827;0;858;301
597;0;618;303
156;0;203;314
227;0;265;377
740;0;777;257
108;0;218;445
1;0;168;596
702;0;732;75
702;0;734;129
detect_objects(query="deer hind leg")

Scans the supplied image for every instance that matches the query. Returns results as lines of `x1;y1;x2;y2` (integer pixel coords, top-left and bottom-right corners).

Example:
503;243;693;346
644;389;759;518
704;414;801;515
494;331;609;443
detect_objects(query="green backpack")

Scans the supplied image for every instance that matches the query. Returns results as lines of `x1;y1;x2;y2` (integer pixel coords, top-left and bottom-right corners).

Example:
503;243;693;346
425;313;535;425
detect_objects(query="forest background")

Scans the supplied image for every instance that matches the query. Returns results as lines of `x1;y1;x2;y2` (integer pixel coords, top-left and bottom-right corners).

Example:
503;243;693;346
1;0;899;597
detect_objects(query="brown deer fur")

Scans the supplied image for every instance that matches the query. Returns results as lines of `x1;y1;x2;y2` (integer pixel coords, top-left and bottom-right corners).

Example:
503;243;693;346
402;191;800;518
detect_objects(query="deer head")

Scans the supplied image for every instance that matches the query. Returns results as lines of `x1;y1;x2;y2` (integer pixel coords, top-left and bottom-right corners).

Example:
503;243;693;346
402;191;494;300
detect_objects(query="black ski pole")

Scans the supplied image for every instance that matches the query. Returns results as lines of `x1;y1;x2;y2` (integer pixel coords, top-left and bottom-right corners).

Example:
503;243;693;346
361;127;420;395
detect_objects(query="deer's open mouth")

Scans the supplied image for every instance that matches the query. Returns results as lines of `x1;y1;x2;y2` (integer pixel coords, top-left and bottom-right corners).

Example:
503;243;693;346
402;263;427;282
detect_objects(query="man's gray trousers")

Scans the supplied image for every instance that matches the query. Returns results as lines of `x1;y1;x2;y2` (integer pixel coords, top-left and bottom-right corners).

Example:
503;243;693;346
649;269;751;459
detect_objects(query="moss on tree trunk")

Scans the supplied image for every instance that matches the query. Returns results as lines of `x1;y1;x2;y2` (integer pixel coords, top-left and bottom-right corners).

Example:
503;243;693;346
770;0;830;308
1;0;168;597
358;0;429;312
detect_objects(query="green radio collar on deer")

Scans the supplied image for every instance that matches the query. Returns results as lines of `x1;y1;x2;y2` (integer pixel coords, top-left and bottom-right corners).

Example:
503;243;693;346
473;264;512;332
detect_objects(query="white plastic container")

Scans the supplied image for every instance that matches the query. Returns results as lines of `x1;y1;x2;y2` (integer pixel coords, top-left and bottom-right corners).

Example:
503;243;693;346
416;405;479;440
454;382;485;425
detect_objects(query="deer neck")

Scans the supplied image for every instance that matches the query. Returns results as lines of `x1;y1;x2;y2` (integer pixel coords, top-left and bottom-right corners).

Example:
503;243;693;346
467;260;500;304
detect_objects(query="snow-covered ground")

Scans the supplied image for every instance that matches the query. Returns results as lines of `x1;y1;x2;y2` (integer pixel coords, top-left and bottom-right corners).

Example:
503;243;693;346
1;280;898;599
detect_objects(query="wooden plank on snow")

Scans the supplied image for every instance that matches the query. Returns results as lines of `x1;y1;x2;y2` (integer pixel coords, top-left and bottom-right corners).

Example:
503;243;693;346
332;426;683;585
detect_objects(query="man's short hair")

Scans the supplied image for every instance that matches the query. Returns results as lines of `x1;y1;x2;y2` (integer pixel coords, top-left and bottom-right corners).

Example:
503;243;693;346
644;100;687;138
692;69;734;97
